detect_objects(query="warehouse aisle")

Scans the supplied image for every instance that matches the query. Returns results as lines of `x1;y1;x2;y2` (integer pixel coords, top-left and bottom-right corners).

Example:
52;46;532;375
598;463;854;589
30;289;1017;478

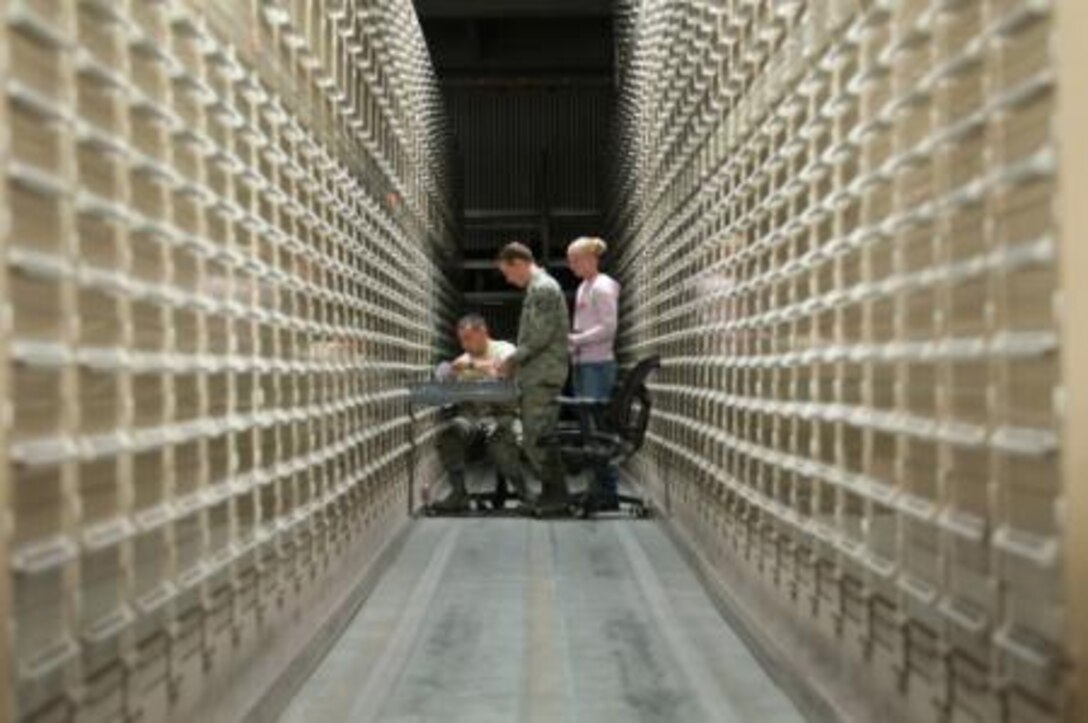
279;518;806;723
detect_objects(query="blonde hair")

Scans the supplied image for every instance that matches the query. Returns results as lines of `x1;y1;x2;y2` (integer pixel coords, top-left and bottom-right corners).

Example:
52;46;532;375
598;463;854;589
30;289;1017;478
567;236;608;257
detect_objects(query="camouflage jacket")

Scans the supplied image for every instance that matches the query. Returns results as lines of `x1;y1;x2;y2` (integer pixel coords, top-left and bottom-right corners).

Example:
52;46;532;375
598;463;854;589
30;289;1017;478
512;267;570;388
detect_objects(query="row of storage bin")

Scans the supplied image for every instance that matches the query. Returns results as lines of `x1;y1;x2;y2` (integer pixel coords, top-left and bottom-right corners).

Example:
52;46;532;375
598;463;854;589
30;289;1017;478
2;0;456;719
10;414;443;719
610;1;1065;722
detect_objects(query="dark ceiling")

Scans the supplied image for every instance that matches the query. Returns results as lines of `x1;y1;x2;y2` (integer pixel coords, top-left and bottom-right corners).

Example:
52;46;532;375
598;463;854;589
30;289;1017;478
415;0;612;19
415;0;614;79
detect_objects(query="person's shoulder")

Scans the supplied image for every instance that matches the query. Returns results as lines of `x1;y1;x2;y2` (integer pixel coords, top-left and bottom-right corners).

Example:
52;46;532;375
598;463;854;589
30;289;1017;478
533;270;563;294
600;274;621;292
491;340;516;357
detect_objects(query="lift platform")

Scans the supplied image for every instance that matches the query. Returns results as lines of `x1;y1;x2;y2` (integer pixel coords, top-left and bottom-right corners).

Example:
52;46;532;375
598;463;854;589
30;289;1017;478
407;368;656;520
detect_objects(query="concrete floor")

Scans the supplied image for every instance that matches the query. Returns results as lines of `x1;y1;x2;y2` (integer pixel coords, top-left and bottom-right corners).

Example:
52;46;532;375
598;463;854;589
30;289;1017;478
279;518;806;723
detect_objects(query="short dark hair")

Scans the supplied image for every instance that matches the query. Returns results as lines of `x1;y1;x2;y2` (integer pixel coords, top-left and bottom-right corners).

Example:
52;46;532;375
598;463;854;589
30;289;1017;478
497;242;534;264
456;313;488;331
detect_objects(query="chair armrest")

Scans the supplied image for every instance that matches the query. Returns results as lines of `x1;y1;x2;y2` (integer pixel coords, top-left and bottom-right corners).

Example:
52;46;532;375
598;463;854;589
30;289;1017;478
540;430;624;448
538;430;583;446
586;432;624;446
557;397;609;439
557;396;609;408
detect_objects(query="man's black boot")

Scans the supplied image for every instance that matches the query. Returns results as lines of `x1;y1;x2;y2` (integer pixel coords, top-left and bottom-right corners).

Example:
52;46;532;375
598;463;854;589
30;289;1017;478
431;473;470;513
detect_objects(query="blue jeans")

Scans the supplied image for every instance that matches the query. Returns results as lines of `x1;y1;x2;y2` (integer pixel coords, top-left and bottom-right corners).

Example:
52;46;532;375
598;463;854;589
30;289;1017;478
573;361;619;496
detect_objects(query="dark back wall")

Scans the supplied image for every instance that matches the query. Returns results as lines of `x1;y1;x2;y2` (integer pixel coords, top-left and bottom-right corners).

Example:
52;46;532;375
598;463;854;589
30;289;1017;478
447;81;612;215
417;5;615;340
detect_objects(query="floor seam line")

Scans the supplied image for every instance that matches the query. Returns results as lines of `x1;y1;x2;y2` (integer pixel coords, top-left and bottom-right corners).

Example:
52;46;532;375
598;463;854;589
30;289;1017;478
549;523;582;723
345;522;463;723
615;523;748;723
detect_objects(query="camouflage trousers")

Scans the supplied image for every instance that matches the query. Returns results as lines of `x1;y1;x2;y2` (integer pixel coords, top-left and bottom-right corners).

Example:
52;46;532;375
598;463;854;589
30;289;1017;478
436;415;523;494
518;382;568;502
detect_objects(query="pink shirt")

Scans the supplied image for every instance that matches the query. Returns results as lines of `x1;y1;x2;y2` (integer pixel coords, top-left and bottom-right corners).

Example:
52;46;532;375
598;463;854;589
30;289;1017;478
570;273;620;363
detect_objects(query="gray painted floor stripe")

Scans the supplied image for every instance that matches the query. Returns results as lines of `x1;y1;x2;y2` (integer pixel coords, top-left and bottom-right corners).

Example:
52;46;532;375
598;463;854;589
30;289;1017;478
520;522;574;723
614;523;747;723
282;519;805;722
346;522;462;723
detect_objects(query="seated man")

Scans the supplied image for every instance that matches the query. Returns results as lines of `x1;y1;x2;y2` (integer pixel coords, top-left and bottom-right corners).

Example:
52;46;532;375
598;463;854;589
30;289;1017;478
432;314;524;512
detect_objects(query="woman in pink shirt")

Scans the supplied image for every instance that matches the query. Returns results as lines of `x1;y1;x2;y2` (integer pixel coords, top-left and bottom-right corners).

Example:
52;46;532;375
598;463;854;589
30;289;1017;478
567;237;621;500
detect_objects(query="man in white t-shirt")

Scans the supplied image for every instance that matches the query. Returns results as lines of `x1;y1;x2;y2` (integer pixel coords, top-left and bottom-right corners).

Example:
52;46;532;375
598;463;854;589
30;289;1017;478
432;314;523;512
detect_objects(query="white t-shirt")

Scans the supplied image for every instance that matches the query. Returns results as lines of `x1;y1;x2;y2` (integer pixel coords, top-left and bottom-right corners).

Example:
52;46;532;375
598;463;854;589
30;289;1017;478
452;339;516;381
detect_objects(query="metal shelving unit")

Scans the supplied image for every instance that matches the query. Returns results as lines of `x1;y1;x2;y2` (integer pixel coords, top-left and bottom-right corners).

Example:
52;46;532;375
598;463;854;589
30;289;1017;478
0;0;457;720
608;1;1080;722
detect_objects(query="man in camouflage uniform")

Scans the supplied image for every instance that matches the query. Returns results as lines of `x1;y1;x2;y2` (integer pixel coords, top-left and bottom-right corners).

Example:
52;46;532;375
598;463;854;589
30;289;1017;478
495;242;571;515
432;314;524;513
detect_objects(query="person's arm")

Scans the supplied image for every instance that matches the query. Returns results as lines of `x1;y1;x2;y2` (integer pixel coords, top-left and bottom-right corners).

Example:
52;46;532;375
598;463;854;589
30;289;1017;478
473;343;514;378
511;288;564;366
437;352;472;381
493;343;517;368
449;353;481;379
569;282;619;347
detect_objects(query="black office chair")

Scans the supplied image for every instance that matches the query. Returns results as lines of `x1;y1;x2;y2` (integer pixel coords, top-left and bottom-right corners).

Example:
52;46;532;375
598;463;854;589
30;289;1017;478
544;356;660;518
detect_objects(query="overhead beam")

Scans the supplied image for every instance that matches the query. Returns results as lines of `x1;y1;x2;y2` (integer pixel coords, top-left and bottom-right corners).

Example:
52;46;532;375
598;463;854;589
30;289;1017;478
414;0;612;19
421;17;613;75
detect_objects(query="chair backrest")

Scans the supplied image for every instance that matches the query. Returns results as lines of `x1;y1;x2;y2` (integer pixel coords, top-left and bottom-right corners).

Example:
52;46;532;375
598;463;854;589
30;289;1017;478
605;356;660;454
